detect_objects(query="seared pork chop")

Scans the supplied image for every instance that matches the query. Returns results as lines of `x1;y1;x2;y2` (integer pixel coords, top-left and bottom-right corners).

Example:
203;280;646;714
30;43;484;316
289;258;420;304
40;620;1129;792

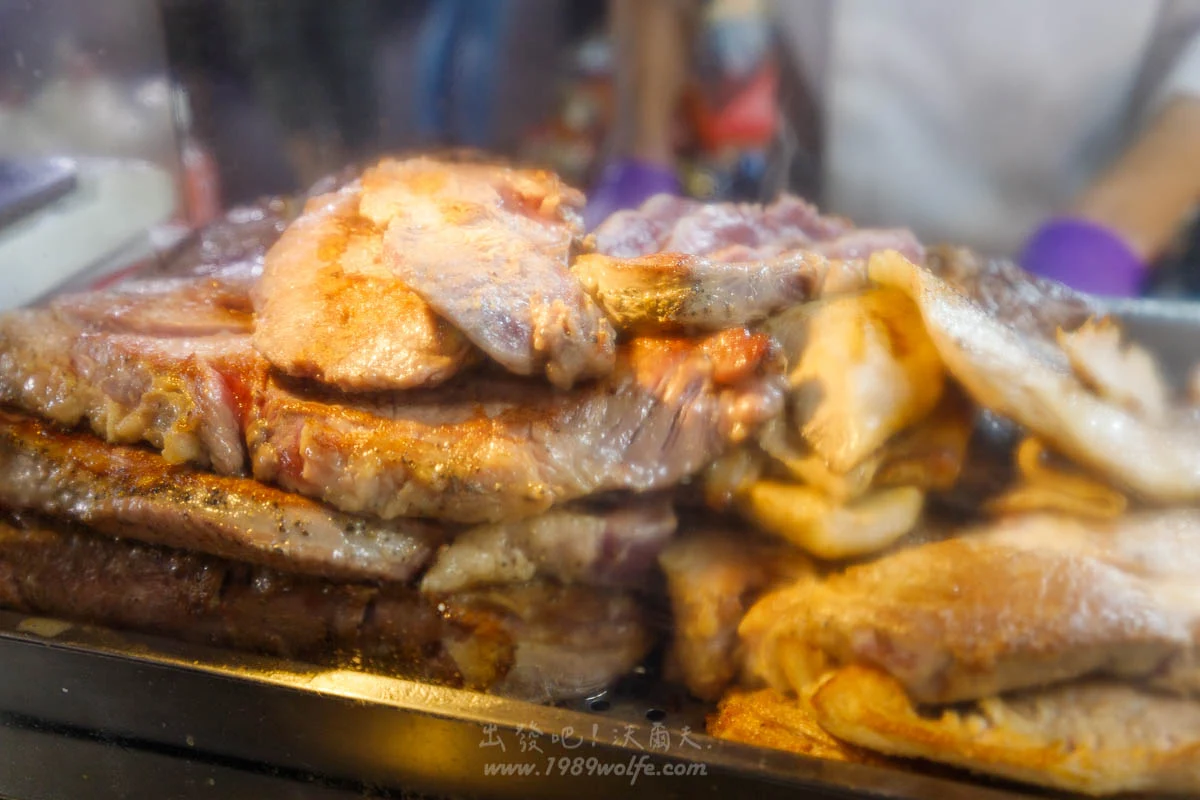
0;516;650;701
250;327;784;523
420;496;677;593
253;183;474;391
871;250;1200;502
591;194;921;262
811;666;1200;796
741;511;1200;705
0;309;261;474
0;412;442;583
364;158;615;389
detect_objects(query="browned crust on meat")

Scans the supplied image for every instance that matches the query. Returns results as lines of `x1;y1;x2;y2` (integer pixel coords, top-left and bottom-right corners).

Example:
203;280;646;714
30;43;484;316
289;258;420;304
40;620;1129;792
708;687;889;765
810;666;1200;796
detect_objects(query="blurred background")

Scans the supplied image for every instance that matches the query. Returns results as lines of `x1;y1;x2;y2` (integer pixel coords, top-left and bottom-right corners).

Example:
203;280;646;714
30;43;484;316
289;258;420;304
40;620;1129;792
0;0;1198;300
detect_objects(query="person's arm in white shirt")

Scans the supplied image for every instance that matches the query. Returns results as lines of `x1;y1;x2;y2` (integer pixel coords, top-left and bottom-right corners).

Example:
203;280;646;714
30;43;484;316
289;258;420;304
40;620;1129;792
1073;95;1200;262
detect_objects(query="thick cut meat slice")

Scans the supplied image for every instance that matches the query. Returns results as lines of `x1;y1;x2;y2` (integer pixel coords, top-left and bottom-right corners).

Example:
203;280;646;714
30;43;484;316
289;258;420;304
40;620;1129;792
811;666;1200;797
741;512;1197;705
420;497;676;593
250;327;784;523
591;193;923;263
364;158;615;388
51;276;254;337
0;309;261;474
0;516;650;701
0;412;442;583
659;531;812;701
570;251;825;332
1057;317;1169;423
973;511;1200;695
925;246;1097;347
871;250;1200;502
253;184;473;391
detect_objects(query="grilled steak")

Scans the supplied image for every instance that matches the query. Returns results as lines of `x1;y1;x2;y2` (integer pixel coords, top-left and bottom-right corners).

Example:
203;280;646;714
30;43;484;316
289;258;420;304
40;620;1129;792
420;496;677;593
0;515;651;700
0;411;443;583
250;327;784;523
0;308;262;474
253;182;474;391
591;193;923;263
51;276;255;337
366;158;616;388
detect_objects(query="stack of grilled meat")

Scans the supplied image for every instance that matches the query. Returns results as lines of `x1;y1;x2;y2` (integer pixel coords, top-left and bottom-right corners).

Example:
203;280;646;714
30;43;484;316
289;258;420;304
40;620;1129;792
3;155;1198;795
0;157;913;703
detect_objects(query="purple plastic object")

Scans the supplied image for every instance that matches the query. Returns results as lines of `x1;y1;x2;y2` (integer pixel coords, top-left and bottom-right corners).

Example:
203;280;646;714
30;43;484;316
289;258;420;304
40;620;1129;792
1019;218;1147;297
584;159;681;231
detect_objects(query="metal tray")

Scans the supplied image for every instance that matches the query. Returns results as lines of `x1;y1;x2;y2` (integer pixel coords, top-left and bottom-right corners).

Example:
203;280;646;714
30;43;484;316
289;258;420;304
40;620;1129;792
0;611;1040;800
1;300;1195;800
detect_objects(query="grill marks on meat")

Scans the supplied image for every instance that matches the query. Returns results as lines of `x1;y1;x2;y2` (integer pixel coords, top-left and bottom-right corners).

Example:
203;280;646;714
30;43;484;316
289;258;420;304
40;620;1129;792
0;309;261;474
0;515;651;700
253;184;474;391
249;328;784;523
571;251;826;332
420;496;677;593
365;158;615;388
872;250;1200;502
0;412;442;583
591;193;923;263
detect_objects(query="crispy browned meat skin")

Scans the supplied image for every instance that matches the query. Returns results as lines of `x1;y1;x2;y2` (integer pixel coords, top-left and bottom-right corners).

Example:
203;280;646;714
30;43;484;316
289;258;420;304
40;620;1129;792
811;666;1200;796
873;250;1200;502
659;531;812;701
742;511;1200;705
253;183;475;391
249;328;784;523
571;251;825;332
420;496;677;593
707;687;889;766
0;515;652;701
367;158;615;389
0;411;443;583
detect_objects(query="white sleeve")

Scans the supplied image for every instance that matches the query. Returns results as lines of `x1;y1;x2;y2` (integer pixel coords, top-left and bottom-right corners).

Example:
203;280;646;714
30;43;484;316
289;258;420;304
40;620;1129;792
1147;1;1200;111
1155;29;1200;104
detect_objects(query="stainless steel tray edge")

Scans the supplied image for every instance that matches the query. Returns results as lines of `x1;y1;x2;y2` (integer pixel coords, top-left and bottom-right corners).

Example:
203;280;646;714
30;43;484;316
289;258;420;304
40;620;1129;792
0;612;1038;799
